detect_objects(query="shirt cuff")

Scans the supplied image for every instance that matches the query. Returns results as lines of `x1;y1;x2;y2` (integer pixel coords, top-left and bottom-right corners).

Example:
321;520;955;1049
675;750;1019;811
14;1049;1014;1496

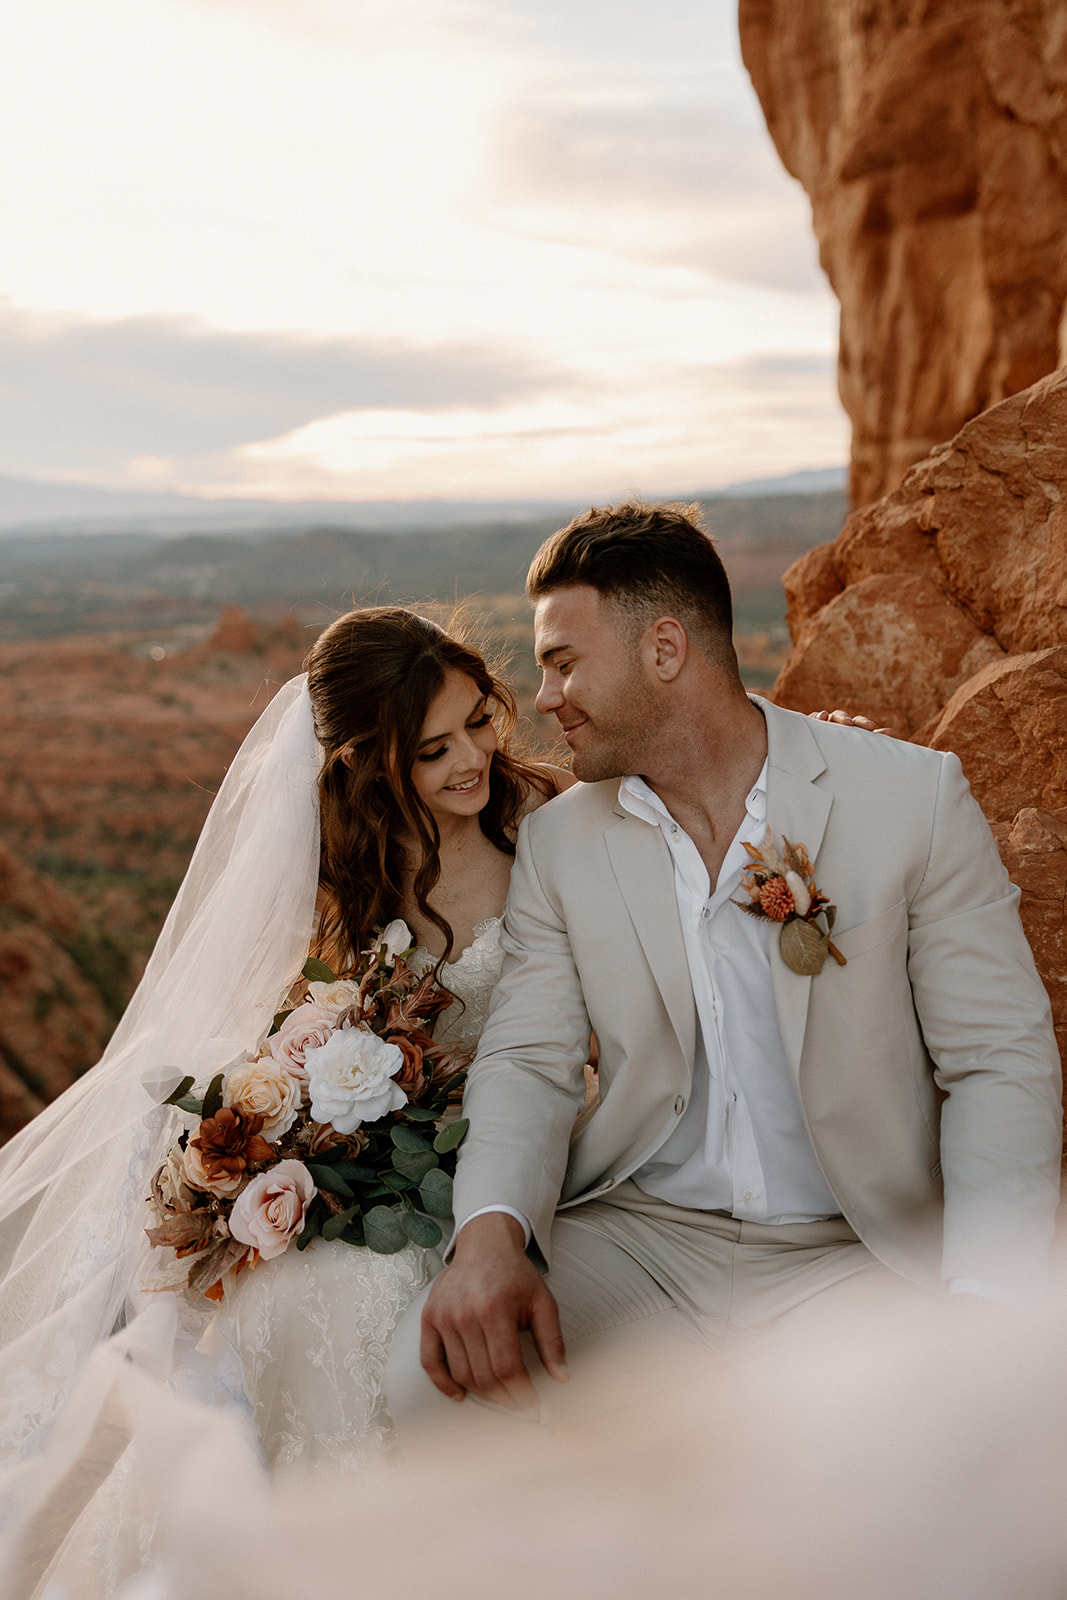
458;1206;533;1249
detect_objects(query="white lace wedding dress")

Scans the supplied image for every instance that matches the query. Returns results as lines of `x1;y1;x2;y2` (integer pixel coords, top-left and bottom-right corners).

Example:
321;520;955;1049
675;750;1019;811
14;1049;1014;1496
217;919;504;1477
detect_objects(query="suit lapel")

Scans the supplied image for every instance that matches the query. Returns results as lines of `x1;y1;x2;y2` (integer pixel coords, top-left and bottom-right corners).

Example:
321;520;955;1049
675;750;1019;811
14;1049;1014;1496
758;701;833;1081
604;813;696;1068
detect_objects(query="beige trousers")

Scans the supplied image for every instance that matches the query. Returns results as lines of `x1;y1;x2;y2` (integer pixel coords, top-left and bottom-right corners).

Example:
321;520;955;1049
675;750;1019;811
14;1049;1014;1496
385;1180;928;1439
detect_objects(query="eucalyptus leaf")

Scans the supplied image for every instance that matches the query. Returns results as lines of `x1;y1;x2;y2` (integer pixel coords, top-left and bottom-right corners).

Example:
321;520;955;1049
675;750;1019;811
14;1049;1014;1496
419;1167;454;1218
201;1073;226;1122
330;1161;378;1183
269;1009;290;1037
393;1148;439;1182
302;956;337;984
391;1125;432;1154
296;1203;325;1250
381;1172;417;1192
173;1095;203;1116
322;1205;362;1241
402;1211;443;1248
306;1163;355;1199
402;1106;440;1122
363;1205;408;1254
162;1075;196;1107
433;1118;469;1155
780;918;829;977
340;1221;367;1246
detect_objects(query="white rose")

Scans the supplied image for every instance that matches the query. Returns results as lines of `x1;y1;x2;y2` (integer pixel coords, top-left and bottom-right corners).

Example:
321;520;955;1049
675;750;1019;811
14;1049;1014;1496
266;1003;337;1084
228;1160;315;1260
374;919;413;963
305;1026;407;1135
306;978;362;1014
222;1054;301;1141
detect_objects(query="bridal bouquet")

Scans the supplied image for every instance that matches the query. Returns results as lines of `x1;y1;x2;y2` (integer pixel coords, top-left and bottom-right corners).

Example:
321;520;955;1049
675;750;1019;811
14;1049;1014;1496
145;921;470;1301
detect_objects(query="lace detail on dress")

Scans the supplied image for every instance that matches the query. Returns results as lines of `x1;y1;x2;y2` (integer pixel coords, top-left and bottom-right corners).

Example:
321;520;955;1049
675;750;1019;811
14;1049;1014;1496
218;1237;436;1479
417;916;504;1062
215;923;503;1479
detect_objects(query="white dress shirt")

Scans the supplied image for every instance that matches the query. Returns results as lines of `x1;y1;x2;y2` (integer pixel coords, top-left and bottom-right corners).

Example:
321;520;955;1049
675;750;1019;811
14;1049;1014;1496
620;768;840;1223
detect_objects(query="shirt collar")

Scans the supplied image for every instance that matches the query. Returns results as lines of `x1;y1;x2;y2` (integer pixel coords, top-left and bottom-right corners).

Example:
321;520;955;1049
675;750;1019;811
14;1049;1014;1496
618;765;768;834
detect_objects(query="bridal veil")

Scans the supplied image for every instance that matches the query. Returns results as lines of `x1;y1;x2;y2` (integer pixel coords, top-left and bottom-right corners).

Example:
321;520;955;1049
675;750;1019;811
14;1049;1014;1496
0;675;322;1465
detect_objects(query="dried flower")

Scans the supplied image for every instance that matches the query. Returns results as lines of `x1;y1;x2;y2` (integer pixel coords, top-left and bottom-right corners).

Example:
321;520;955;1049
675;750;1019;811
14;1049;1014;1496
186;1108;274;1194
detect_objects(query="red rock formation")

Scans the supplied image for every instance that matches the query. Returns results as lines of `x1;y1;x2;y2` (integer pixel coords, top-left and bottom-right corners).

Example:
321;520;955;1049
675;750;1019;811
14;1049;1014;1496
775;366;1067;1101
0;847;111;1142
740;0;1067;504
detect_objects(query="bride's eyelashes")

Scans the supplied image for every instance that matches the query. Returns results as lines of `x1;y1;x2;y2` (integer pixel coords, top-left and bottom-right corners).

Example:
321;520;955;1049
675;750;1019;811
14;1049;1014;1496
417;712;494;764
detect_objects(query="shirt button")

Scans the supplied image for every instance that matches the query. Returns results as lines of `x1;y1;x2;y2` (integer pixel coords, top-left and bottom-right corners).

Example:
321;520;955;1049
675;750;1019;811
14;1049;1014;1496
742;1189;755;1203
674;1095;686;1115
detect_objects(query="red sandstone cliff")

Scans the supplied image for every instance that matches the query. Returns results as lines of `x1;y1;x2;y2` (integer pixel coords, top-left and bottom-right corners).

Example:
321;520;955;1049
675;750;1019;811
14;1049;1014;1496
774;367;1067;1080
740;0;1067;505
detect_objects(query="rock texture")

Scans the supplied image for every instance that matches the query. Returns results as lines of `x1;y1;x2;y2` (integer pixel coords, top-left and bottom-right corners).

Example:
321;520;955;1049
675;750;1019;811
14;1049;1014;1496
774;366;1067;1119
740;0;1067;504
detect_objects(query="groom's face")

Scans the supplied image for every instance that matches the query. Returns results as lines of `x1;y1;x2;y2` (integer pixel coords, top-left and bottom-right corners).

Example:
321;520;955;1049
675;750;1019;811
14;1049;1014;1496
533;584;655;781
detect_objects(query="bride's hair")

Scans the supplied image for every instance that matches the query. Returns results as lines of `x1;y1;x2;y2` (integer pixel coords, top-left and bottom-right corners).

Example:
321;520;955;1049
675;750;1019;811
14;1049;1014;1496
306;606;554;971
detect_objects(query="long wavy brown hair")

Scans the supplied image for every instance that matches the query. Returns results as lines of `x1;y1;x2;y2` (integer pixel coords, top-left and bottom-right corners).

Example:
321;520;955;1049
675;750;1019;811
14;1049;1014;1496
305;606;555;973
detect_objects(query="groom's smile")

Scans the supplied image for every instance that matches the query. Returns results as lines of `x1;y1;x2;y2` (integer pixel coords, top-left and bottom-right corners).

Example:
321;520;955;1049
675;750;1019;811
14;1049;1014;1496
533;585;656;783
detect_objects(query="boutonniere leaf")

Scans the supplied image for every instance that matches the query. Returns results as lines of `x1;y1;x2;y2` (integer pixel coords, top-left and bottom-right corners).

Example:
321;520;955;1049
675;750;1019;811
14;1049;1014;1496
732;830;846;977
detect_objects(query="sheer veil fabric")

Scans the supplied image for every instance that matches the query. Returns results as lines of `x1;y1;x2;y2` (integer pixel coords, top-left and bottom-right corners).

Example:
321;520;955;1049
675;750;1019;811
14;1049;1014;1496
0;675;322;1467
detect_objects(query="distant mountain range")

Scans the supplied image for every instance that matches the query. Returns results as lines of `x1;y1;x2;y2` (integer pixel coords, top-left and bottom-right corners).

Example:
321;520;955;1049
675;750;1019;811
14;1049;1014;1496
0;467;846;536
0;479;848;642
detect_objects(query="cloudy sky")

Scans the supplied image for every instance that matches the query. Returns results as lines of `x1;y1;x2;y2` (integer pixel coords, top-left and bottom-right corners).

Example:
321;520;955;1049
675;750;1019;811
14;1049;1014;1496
0;0;846;502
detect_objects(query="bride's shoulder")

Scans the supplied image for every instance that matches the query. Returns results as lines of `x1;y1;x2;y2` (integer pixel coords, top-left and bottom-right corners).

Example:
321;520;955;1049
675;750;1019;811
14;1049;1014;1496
518;763;578;819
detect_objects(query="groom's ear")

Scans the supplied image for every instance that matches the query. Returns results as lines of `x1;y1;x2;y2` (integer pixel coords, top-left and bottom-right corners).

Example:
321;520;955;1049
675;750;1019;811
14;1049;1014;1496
643;617;687;682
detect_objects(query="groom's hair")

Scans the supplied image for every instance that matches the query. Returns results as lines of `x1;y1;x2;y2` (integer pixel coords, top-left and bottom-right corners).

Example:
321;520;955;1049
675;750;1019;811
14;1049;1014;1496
527;499;736;671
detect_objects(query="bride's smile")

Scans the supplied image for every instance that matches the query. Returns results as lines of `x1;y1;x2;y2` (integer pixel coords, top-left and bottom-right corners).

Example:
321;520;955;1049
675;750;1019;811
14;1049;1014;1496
411;670;499;823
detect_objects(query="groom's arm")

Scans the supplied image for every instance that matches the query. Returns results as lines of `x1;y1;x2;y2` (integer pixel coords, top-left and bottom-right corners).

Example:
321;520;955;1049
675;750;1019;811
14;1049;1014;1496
906;752;1062;1298
420;810;590;1402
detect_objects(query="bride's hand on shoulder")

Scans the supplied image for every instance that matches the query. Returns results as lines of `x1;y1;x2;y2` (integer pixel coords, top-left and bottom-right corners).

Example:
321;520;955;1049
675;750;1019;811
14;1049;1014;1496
809;709;898;738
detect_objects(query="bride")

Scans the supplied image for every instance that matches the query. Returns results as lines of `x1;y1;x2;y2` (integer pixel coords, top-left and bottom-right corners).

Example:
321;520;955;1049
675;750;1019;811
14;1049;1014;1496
0;606;570;1590
218;607;573;1472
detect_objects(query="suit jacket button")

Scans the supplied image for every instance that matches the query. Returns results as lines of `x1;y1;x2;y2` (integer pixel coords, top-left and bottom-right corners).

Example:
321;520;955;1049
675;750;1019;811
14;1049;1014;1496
674;1095;686;1114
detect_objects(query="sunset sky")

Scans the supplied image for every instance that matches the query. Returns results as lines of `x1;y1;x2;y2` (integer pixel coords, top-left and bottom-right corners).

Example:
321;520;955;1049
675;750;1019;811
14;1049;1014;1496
0;0;847;502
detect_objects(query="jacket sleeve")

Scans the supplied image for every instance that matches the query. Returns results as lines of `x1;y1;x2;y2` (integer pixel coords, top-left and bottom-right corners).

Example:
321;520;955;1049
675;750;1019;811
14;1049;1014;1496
450;814;590;1266
906;752;1062;1298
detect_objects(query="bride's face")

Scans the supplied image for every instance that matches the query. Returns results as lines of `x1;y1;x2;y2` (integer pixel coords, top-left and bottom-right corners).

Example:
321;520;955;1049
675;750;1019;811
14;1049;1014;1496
410;670;498;822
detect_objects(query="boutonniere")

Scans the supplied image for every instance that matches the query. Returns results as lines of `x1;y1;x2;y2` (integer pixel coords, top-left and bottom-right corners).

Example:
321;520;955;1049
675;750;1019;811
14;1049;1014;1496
732;830;846;976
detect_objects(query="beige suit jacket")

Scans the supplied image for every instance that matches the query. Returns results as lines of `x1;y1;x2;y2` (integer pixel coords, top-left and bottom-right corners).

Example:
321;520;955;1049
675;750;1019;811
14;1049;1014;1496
455;700;1062;1298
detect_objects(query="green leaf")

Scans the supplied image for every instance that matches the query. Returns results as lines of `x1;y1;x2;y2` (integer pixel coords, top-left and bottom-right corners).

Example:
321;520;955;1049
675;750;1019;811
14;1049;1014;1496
419;1167;454;1218
380;1171;417;1192
340;1221;367;1246
402;1211;443;1249
402;1106;439;1122
392;1148;439;1182
390;1125;432;1154
162;1074;196;1107
433;1118;468;1155
201;1073;225;1122
296;1202;325;1250
172;1095;203;1116
780;918;829;977
363;1205;408;1254
269;1009;291;1037
824;903;837;935
322;1204;362;1241
302;956;337;983
330;1161;378;1183
306;1162;355;1199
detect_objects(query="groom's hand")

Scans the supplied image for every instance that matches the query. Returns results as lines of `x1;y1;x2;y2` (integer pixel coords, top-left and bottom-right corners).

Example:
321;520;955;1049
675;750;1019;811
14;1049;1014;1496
419;1212;569;1410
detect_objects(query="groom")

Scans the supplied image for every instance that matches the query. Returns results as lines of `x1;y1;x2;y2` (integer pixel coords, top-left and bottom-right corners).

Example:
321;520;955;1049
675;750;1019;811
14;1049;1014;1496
387;499;1062;1424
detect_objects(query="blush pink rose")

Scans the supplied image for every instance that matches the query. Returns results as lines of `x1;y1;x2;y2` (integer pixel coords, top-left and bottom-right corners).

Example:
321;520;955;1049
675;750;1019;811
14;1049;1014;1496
227;1160;315;1260
266;1003;337;1084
